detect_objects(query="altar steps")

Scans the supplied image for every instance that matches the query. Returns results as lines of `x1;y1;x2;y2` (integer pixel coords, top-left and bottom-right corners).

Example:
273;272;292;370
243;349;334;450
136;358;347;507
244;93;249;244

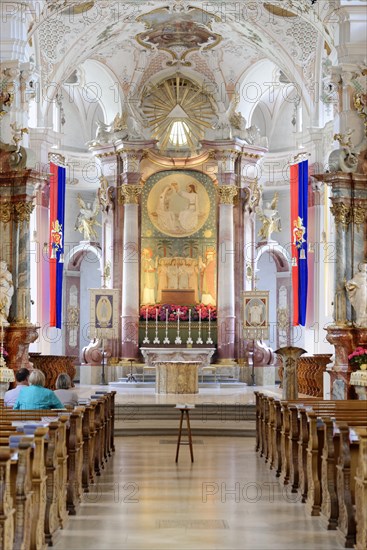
114;403;256;437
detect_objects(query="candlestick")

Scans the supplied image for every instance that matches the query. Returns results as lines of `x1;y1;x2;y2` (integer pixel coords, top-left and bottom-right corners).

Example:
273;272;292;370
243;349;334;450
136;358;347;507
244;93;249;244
186;309;193;345
153;308;160;344
174;308;182;344
206;307;213;344
163;308;170;344
143;307;150;344
196;307;203;344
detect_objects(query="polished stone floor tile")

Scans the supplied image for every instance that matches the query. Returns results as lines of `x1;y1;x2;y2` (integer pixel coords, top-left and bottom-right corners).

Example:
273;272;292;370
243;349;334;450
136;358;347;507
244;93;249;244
55;437;342;550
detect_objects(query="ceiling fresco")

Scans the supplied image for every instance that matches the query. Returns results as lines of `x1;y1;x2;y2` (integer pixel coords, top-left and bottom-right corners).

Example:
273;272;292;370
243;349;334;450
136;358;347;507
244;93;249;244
29;0;336;107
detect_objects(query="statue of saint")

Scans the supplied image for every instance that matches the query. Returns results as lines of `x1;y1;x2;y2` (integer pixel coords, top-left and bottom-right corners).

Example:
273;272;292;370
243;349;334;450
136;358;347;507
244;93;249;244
345;262;367;327
0;261;14;326
75;195;101;241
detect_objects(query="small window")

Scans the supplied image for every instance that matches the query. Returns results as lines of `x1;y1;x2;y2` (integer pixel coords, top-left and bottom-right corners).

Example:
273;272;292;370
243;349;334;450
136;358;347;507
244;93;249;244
169;120;189;147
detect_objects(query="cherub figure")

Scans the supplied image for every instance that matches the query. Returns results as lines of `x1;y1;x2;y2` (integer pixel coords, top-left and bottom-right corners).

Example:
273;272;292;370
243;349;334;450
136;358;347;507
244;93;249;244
75;195;101;241
256;192;282;242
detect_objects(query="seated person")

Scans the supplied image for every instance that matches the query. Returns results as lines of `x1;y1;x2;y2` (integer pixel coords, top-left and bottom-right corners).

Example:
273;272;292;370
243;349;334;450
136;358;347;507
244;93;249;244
4;367;30;407
54;373;78;407
13;369;65;410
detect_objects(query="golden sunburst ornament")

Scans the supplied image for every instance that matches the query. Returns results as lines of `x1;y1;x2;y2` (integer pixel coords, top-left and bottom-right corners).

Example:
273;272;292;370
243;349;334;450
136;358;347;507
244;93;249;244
141;75;216;151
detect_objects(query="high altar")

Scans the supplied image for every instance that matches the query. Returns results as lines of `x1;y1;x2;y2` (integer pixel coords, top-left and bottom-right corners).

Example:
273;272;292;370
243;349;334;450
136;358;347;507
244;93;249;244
83;139;269;369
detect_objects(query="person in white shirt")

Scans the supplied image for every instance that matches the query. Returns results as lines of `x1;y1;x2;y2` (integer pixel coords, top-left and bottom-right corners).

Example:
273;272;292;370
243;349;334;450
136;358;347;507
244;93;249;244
4;367;30;407
54;373;79;408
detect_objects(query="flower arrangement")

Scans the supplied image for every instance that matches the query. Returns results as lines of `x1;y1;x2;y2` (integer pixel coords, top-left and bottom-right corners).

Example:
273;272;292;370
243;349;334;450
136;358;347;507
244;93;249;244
348;347;367;370
140;304;217;322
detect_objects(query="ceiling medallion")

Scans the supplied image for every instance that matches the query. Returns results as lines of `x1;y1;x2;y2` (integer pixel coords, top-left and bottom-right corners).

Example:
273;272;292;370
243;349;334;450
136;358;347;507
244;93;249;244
263;3;297;18
136;5;222;66
141;75;216;151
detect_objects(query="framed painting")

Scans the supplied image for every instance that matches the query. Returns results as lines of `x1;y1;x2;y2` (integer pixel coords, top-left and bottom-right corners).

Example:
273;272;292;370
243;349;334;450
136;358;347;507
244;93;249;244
242;290;269;340
89;288;119;339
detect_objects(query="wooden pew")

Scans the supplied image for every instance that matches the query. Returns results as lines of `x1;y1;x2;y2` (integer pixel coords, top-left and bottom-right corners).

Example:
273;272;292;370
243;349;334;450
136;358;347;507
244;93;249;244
255;391;367;548
0;447;15;550
354;430;367;550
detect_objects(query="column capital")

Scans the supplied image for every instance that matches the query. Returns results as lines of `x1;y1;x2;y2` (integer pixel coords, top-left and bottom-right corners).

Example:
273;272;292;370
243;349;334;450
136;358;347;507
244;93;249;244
119;184;142;205
217;185;238;205
330;199;351;229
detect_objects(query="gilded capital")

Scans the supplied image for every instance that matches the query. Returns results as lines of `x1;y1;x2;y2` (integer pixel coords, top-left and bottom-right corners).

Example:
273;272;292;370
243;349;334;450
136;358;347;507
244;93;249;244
353;203;366;230
217;185;238;205
330;201;351;229
0;201;13;223
13;201;34;223
119;184;142;205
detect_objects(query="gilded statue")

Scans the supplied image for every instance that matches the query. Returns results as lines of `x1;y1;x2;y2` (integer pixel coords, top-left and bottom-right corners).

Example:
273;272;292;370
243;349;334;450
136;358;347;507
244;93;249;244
256;192;282;242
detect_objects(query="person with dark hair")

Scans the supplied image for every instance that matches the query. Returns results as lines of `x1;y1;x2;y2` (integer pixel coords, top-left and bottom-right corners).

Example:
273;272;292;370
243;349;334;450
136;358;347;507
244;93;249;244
4;367;30;408
54;373;79;407
13;369;65;410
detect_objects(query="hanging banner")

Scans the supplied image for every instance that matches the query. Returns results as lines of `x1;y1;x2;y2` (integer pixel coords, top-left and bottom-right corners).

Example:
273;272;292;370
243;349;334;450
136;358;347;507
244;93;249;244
243;290;269;340
290;159;309;326
49;159;66;329
89;288;119;340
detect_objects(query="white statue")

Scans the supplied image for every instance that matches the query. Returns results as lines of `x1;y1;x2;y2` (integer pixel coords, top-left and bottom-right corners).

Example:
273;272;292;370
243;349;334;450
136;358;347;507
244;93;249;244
334;129;359;173
345;262;367;327
75;195;101;241
0;261;14;326
256;192;282;242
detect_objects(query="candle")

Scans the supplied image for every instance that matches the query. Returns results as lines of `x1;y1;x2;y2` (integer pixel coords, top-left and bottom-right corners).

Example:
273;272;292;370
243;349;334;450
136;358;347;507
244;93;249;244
166;308;168;327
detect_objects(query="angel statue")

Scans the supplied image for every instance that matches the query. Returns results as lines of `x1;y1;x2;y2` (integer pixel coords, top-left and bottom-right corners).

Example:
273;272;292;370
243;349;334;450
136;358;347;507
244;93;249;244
75;195;101;242
256;192;282;242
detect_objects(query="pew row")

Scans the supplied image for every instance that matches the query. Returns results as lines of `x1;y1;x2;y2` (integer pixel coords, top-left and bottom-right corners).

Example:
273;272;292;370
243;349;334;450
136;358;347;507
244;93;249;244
254;391;367;549
0;390;116;550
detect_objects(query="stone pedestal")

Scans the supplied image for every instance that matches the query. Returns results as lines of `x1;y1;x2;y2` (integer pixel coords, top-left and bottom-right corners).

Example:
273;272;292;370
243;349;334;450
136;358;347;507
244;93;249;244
80;364;124;385
275;346;307;400
241;366;276;386
350;370;367;400
4;324;39;372
154;361;200;394
326;325;367;399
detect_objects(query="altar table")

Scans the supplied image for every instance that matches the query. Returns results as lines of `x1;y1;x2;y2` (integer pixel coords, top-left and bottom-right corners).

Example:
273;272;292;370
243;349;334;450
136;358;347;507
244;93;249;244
154;361;201;394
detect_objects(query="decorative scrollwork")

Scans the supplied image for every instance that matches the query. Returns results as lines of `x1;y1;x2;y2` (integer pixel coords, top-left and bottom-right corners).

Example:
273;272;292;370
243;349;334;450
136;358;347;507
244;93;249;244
13;201;34;223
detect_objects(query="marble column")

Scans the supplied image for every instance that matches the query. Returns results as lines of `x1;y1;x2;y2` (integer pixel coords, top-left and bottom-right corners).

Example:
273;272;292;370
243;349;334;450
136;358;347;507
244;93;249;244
217;185;237;361
119;184;142;359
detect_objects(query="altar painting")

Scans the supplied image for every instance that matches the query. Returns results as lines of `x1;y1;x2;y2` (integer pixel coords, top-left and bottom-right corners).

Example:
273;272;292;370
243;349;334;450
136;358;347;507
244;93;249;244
141;170;217;308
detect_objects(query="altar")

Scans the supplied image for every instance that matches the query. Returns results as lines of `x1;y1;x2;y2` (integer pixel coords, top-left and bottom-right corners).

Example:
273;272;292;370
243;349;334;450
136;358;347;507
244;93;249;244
140;347;215;366
154;361;201;394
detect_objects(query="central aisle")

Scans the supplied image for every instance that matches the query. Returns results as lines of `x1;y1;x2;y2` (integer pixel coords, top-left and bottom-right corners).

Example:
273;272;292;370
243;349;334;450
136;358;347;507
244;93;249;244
55;436;341;550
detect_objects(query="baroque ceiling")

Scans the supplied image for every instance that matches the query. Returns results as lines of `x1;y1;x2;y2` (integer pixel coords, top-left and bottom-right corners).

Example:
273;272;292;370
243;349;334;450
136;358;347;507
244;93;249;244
30;0;337;112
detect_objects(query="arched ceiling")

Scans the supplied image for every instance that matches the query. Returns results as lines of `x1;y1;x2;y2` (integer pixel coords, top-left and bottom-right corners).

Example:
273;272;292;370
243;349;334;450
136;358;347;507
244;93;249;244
30;0;337;113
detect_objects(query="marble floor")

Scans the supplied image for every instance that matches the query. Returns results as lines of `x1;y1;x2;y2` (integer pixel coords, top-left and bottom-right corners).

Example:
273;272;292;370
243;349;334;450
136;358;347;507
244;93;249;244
74;383;282;405
55;435;342;550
